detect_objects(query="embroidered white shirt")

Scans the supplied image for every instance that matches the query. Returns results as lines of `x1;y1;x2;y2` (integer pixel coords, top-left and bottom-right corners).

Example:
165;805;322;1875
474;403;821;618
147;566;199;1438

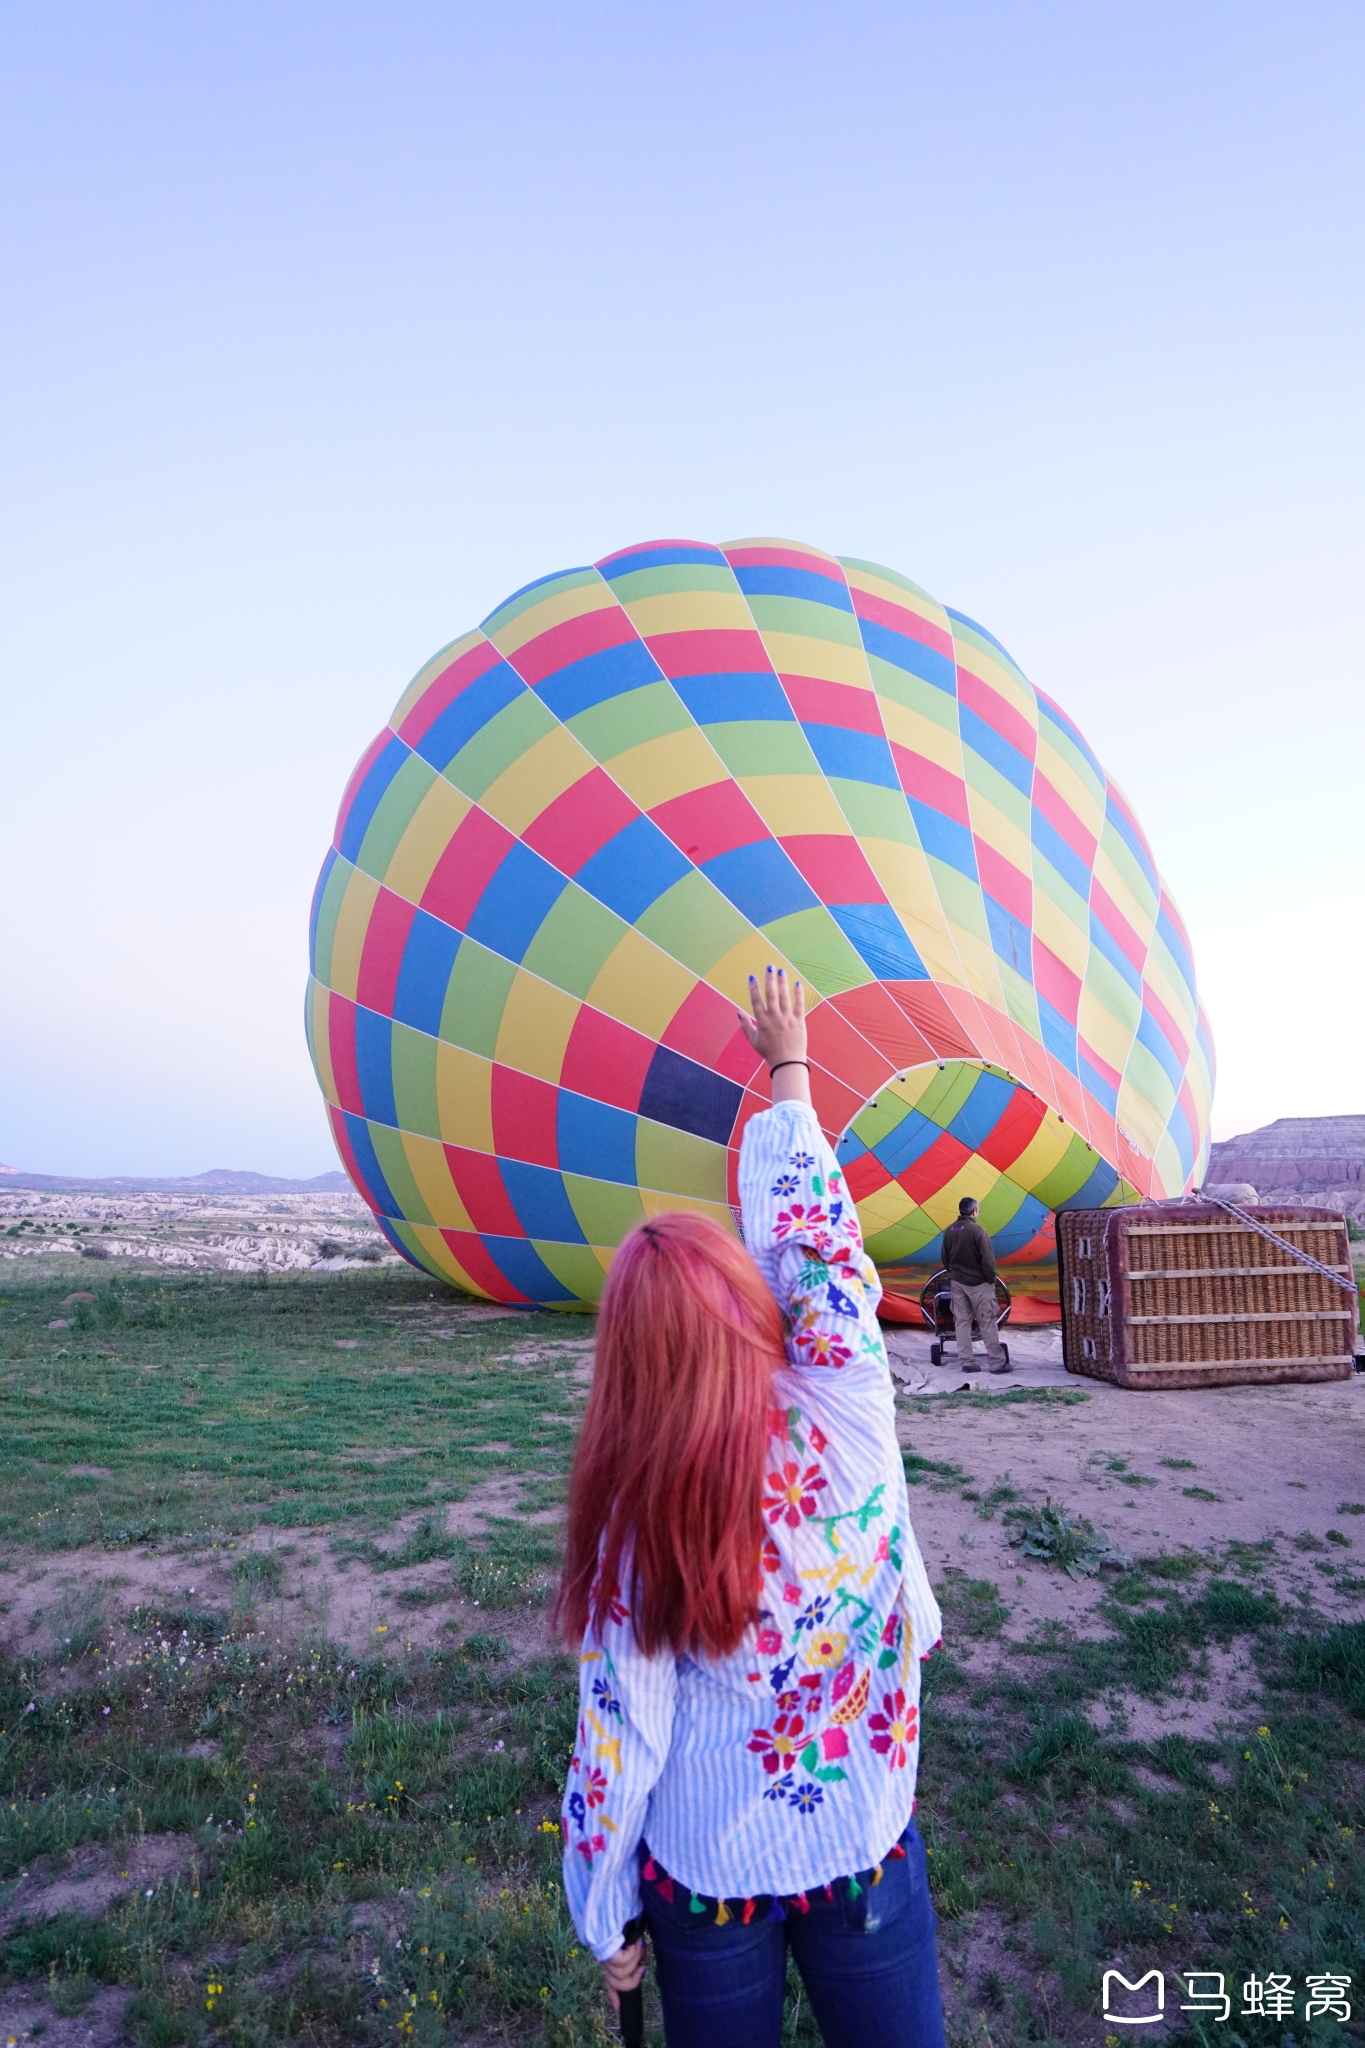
561;1100;942;1960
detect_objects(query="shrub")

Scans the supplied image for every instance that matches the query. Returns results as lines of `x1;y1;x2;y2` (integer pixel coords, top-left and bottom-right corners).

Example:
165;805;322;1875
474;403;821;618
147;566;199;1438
1283;1620;1365;1718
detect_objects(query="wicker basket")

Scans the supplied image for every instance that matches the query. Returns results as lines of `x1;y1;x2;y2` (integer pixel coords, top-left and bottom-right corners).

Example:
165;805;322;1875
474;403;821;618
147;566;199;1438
1056;1204;1360;1390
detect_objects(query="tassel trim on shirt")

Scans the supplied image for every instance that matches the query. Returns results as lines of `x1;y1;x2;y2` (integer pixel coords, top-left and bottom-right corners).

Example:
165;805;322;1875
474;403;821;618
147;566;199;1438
636;1836;909;1927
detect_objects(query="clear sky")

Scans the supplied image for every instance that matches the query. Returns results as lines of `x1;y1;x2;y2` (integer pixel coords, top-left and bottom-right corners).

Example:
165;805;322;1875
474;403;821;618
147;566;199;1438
2;0;1361;1177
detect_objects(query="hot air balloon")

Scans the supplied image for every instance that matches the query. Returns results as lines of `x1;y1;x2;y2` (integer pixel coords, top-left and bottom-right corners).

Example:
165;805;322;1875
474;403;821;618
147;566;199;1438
308;539;1212;1305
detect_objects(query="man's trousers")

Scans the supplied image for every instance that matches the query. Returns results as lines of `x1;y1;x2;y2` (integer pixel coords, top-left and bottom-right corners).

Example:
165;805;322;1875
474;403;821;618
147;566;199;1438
949;1279;1006;1369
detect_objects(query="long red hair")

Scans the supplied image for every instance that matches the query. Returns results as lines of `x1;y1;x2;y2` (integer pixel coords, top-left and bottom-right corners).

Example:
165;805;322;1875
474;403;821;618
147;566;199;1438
556;1212;785;1659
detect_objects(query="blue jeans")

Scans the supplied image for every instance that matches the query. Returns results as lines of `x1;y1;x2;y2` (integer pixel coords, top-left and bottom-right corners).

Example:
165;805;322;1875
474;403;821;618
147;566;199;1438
640;1825;946;2048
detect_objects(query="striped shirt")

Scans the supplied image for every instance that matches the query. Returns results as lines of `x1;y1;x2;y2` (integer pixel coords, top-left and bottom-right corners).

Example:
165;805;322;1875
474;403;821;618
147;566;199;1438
561;1100;941;1960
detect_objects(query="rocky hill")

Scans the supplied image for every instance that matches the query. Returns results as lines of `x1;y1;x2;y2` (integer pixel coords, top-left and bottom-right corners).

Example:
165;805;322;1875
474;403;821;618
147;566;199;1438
1208;1116;1365;1220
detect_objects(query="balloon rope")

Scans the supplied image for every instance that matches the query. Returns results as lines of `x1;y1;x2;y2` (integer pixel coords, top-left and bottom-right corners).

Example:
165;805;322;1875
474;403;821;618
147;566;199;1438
1197;1194;1358;1296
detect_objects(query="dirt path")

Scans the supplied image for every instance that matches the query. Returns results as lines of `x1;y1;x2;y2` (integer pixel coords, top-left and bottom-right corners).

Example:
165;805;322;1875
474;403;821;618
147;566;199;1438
0;1475;561;1666
888;1324;1365;1594
886;1324;1365;1746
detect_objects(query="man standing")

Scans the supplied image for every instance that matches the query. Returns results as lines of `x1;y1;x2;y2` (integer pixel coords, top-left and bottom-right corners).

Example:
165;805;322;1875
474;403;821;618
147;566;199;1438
941;1197;1010;1374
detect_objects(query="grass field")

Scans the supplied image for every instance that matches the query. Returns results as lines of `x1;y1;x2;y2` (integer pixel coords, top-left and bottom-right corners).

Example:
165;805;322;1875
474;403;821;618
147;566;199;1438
0;1265;1361;2046
1;1267;582;1547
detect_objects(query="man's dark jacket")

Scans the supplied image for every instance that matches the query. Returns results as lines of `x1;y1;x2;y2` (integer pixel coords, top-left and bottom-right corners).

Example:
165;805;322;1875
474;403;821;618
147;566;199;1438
941;1217;997;1286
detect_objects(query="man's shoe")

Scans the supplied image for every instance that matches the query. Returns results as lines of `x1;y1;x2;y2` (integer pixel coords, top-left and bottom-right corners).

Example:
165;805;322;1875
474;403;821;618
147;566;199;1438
961;1360;981;1373
988;1361;1012;1375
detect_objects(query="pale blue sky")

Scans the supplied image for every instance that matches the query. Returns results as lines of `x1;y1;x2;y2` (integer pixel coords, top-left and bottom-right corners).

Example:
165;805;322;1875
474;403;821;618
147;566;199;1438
2;0;1361;1176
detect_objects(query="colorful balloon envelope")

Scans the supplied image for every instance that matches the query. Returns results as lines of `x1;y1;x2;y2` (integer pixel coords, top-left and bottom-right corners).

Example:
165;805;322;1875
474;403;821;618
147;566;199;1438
308;539;1213;1304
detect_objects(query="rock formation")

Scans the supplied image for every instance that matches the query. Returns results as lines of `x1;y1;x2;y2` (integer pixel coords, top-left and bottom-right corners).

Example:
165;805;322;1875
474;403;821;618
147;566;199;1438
1207;1116;1365;1222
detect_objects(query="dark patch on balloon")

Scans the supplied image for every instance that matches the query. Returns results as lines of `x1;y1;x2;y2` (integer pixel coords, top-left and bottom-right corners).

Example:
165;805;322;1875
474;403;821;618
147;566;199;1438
638;1046;743;1146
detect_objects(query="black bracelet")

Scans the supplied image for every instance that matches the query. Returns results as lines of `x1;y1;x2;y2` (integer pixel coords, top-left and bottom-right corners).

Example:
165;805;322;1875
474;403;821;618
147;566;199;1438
769;1060;810;1077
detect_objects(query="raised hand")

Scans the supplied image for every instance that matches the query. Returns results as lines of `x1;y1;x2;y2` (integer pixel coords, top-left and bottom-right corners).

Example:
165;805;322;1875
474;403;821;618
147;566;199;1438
737;966;811;1105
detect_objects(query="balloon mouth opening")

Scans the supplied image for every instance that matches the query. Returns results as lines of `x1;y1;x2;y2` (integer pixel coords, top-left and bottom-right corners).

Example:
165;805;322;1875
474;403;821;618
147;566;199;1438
836;1060;1134;1274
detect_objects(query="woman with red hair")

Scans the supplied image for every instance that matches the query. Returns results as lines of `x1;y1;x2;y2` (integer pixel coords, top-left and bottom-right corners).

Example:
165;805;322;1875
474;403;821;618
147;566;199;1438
558;968;945;2047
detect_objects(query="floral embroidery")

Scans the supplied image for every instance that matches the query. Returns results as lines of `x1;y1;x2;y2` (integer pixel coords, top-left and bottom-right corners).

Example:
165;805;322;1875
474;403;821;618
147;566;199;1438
768;1654;797;1694
825;1280;860;1319
591;1676;622;1720
748;1710;809;1774
868;1688;918;1768
771;1173;799;1198
876;1608;908;1668
763;1770;795;1803
584;1765;608;1809
762;1459;828;1526
798;1230;839;1262
761;1535;781;1574
567;1789;586;1826
830;1667;871;1725
595;1732;622;1775
774;1201;828;1241
792;1594;831;1636
792;1320;854;1368
808;1423;828;1455
756;1623;784;1656
790;1780;824;1814
804;1628;848;1669
790;1150;814;1169
810;1483;886;1551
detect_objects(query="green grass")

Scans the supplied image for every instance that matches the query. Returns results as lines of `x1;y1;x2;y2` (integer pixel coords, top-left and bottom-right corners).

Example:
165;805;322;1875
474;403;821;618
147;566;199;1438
0;1632;619;2044
0;1267;586;1547
230;1551;285;1596
935;1571;1012;1640
0;1264;1362;2045
903;1449;973;1487
0;1268;625;2039
901;1385;1091;1414
916;1587;1365;2045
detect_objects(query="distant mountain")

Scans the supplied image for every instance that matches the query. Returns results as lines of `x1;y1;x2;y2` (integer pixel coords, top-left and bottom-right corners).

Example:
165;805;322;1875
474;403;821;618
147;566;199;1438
182;1169;354;1193
1208;1116;1365;1196
0;1167;353;1195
